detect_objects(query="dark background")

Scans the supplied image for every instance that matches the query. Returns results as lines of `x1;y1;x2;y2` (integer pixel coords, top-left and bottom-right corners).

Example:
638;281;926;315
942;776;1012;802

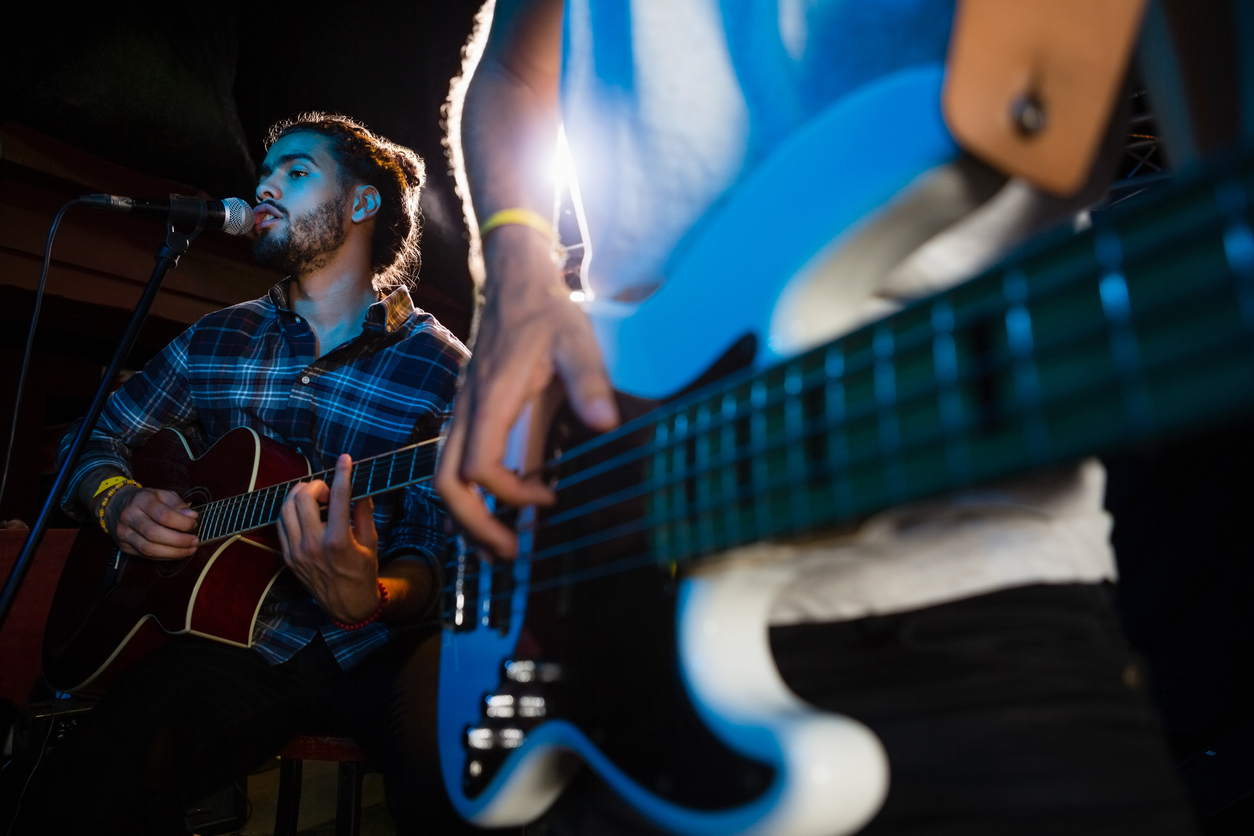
2;0;485;332
3;2;1254;831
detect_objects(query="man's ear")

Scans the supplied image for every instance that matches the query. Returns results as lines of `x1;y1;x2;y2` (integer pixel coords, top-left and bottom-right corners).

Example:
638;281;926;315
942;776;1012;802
352;184;381;223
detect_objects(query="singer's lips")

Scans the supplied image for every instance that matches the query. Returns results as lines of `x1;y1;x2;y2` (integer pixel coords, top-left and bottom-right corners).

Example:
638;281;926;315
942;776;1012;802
254;204;285;230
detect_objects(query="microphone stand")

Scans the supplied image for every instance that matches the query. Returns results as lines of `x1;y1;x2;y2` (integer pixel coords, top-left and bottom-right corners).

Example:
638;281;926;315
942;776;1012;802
0;201;209;632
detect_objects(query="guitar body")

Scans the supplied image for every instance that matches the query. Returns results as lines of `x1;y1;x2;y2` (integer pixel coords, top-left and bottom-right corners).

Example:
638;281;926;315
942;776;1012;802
440;402;886;836
43;426;311;696
439;57;1254;834
438;65;954;836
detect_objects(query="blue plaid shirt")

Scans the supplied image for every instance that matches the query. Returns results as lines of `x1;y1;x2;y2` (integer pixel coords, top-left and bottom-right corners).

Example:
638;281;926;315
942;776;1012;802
60;281;469;671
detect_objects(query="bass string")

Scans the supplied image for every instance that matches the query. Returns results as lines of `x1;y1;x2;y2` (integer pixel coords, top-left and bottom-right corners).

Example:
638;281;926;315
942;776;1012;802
468;305;1244;559
510;242;1227;523
534;201;1204;483
437;549;662;622
437;313;1254;601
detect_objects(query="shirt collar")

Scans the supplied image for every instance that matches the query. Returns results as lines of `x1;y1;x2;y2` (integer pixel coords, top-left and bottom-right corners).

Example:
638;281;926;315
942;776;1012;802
267;279;415;335
368;285;417;334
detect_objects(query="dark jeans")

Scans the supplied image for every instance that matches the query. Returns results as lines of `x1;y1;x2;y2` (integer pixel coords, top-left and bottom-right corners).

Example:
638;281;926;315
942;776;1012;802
11;627;481;836
546;583;1198;835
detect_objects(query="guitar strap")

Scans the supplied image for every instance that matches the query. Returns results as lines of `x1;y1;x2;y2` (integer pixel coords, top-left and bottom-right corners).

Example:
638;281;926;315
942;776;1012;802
943;0;1148;196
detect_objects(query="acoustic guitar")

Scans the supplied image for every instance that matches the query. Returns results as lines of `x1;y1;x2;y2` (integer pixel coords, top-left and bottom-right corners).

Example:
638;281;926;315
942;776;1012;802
42;426;439;697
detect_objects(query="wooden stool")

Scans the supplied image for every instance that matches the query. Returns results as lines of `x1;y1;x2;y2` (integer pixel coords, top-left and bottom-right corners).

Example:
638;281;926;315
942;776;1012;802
275;734;373;836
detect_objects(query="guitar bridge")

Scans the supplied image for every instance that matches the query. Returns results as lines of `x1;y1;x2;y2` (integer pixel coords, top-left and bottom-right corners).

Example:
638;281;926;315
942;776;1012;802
462;658;564;796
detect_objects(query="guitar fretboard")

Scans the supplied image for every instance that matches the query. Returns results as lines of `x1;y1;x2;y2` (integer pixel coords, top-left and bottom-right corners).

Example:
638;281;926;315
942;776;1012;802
538;157;1254;569
193;439;440;542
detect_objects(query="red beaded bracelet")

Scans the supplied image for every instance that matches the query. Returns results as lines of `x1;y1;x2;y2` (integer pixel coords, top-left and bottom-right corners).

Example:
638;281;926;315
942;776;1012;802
330;581;389;631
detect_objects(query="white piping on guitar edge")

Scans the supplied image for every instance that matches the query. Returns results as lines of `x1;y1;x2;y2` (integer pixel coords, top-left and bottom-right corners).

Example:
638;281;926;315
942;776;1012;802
185;429;307;648
244;427;263;491
679;566;889;836
66;614;161;693
185;537;250;647
186;536;285;649
472;744;581;827
167;427;197;460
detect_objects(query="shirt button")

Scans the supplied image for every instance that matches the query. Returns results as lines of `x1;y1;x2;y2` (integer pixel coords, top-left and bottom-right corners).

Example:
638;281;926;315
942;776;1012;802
301;375;311;385
294;316;301;323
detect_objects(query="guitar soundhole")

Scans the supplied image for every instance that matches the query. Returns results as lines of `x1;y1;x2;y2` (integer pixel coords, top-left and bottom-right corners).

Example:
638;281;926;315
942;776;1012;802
154;556;195;579
183;486;212;506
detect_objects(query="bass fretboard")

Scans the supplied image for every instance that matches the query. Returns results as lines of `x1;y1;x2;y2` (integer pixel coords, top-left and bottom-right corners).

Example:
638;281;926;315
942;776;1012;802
540;155;1254;569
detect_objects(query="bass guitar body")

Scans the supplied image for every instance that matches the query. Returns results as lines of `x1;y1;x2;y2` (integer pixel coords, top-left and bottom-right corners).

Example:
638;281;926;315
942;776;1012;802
43;427;310;696
438;65;955;836
439;60;1254;836
439;398;888;836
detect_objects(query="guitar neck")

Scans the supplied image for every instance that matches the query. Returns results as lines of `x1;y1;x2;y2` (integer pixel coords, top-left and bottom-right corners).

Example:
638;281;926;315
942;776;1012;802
550;157;1254;567
193;439;440;542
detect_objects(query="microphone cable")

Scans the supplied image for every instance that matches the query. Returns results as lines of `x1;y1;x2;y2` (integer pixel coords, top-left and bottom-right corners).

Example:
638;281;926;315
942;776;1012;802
0;198;83;516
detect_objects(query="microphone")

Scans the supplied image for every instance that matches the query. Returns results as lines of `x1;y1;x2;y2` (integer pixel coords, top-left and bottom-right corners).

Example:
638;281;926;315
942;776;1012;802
81;194;255;236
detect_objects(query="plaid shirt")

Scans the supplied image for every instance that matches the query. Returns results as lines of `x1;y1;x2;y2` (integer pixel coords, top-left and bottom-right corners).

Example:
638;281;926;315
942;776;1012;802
61;281;469;671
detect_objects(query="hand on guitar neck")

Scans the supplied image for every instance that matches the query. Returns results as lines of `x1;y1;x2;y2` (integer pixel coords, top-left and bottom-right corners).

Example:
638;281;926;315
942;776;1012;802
276;453;383;624
276;453;435;625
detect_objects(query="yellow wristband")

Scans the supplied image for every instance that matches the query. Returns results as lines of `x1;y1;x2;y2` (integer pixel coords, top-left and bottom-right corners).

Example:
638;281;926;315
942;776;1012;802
479;208;556;244
93;475;130;498
96;479;141;536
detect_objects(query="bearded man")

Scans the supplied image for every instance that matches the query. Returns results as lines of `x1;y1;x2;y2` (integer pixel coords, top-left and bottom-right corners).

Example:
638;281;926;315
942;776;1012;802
14;114;472;835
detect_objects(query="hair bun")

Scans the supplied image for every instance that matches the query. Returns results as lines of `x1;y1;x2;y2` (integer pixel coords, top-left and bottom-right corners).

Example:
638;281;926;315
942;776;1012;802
391;145;426;190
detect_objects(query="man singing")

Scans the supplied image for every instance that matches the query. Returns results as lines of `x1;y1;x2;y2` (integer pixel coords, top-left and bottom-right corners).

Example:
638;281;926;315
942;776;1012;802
16;114;471;835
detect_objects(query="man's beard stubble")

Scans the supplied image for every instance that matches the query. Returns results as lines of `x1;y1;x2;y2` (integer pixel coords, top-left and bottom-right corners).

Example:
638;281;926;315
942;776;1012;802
253;192;350;276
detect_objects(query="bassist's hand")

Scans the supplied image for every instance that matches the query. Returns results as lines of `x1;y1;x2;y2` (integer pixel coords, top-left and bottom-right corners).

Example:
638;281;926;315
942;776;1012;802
111;487;200;560
434;226;619;558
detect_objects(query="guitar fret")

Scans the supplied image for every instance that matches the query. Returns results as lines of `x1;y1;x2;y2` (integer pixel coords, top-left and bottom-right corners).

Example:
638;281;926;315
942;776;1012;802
276;482;291;522
749;379;770;541
873;325;906;504
672;413;692;560
246;490;262;531
650;420;672;561
387;450;397;492
1003;269;1050;463
825;344;853;519
720;390;742;549
231;492;248;536
784;362;810;533
199;504;216;541
221;494;239;538
931;299;970;483
694;401;715;554
1096;228;1154;436
263;485;280;526
235;493;249;534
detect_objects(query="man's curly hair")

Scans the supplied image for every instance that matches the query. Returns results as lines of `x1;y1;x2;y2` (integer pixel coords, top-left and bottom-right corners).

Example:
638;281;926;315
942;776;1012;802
266;112;426;290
